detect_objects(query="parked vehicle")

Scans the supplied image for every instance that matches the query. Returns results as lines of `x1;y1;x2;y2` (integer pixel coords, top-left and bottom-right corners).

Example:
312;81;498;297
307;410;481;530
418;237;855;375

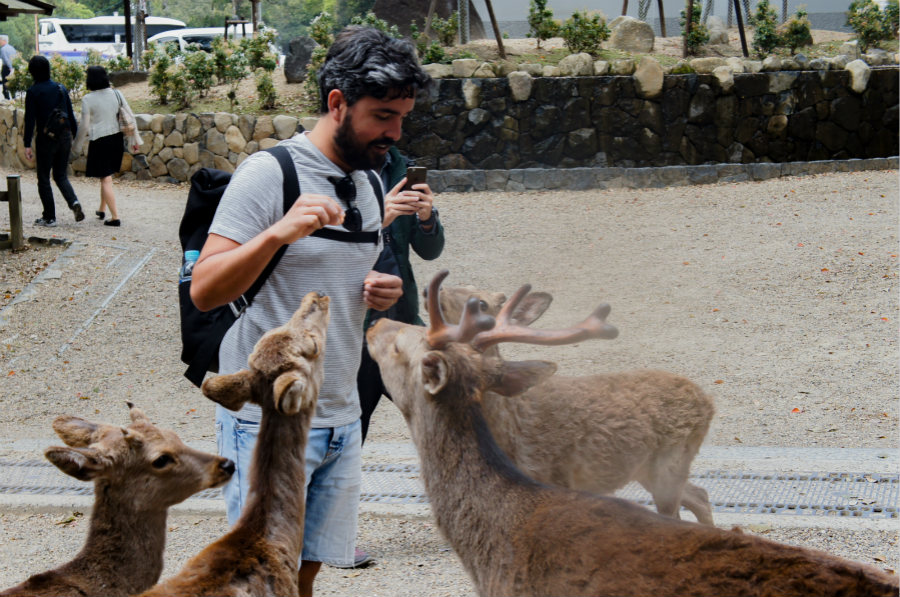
147;25;253;53
38;15;186;62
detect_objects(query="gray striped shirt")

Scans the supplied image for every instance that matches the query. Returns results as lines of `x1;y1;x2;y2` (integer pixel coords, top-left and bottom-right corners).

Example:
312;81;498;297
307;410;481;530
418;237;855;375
211;133;383;426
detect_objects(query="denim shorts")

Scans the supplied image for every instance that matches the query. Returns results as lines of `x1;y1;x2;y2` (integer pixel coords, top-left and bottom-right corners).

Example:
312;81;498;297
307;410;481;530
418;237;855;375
215;405;361;567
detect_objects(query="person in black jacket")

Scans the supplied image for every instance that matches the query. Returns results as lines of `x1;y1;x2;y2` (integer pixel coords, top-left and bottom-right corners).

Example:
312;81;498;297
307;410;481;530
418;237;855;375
23;55;83;227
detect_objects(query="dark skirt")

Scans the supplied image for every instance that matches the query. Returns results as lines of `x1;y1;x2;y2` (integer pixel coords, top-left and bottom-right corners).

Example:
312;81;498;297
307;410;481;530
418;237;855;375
85;132;124;178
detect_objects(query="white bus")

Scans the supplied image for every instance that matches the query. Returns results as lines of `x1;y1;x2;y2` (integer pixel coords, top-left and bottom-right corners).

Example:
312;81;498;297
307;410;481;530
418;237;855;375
38;15;186;62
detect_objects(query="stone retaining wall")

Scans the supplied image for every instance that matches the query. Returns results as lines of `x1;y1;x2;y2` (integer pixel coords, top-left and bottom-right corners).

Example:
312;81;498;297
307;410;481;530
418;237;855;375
397;67;899;170
0;66;896;182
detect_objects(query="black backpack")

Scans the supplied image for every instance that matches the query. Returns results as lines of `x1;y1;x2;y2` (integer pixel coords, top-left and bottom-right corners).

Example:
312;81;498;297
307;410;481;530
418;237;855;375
178;145;385;387
42;84;70;140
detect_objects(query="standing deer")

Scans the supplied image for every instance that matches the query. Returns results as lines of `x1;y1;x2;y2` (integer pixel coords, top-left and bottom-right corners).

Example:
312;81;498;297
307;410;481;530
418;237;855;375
434;283;714;524
365;270;898;597
1;404;235;597
140;291;329;597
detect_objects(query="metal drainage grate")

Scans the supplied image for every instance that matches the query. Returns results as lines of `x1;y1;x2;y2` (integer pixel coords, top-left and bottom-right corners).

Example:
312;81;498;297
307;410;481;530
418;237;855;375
2;457;897;516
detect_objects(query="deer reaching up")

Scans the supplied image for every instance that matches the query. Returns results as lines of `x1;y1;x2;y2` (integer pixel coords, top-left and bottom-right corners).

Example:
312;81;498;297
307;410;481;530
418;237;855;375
1;404;235;597
140;291;329;597
435;283;714;524
366;270;898;597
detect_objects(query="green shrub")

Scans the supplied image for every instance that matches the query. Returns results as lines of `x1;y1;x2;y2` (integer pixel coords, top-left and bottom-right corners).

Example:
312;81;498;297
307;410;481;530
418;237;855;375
255;68;277;110
50;55;85;99
421;40;447;64
430;11;460;47
140;42;164;71
847;0;895;51
750;0;780;57
4;54;32;99
183;50;215;98
106;54;133;72
168;64;194;110
778;8;814;54
679;2;710;55
885;0;900;36
350;11;400;38
241;29;279;72
527;0;559;49
309;11;335;48
85;49;106;67
559;10;609;56
305;12;336;107
148;51;172;104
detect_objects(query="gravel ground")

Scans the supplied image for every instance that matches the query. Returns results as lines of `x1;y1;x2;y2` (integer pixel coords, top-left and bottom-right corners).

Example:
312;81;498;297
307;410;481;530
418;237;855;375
0;166;897;592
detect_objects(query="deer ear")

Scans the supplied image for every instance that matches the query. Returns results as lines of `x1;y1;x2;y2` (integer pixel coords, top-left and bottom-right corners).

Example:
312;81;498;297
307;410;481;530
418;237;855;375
489;360;557;396
509;292;552;325
45;446;105;481
421;351;450;395
52;416;98;447
127;402;151;425
202;370;256;410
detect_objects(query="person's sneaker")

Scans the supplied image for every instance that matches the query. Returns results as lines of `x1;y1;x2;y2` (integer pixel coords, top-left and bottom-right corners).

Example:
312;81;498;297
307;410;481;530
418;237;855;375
34;217;57;227
71;202;85;222
331;548;374;569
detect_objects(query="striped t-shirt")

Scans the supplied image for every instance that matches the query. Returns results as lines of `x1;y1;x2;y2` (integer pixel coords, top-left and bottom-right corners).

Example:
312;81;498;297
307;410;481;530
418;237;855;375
210;133;383;427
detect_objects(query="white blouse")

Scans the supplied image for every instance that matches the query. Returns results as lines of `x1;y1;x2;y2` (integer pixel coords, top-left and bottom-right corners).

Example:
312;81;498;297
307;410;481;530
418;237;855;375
73;87;139;154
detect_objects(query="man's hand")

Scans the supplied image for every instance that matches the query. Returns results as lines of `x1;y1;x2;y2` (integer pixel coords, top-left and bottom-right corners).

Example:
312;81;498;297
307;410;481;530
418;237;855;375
270;193;345;244
382;178;435;228
24;147;32;161
363;271;403;311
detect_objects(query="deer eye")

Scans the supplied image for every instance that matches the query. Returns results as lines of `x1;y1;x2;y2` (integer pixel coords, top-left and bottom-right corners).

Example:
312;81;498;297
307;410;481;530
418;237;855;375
151;454;174;469
478;300;489;311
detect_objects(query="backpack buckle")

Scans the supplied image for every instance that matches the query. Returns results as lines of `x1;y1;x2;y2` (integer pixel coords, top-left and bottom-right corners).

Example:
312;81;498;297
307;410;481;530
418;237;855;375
229;295;249;317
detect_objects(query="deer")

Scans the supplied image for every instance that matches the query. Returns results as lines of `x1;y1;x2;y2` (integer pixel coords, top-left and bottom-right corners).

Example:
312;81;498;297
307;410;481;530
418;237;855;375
139;290;330;597
432;283;715;524
365;269;899;597
1;404;235;597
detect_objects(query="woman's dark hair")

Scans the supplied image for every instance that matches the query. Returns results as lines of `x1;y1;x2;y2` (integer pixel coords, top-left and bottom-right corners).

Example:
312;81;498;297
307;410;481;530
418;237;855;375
27;55;50;83
85;65;110;91
317;26;431;113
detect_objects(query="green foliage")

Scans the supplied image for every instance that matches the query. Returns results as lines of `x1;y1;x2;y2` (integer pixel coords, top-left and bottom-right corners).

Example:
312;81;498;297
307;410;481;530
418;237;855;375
349;11;400;38
255;68;277;110
50;54;85;99
167;64;195;109
309;11;335;47
106;54;133;72
847;0;897;51
183;50;215;97
149;51;173;105
559;10;609;56
240;29;279;71
527;0;559;49
750;0;780;57
886;0;900;36
430;11;460;47
679;2;710;55
336;0;375;29
422;40;447;64
778;8;814;54
4;54;32;99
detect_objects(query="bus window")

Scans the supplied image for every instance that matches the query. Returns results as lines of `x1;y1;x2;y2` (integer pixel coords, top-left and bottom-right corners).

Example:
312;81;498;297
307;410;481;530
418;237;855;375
61;24;117;43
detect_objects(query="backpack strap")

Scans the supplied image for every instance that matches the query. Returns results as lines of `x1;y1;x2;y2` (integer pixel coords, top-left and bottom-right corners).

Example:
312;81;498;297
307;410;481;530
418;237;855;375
232;145;298;314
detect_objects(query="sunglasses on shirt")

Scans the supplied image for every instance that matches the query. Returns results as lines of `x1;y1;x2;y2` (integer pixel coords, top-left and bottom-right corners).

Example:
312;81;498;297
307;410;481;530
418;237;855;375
327;175;362;232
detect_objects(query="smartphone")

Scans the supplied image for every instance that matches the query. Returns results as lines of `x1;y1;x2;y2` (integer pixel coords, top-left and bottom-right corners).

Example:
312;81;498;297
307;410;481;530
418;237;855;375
404;166;427;191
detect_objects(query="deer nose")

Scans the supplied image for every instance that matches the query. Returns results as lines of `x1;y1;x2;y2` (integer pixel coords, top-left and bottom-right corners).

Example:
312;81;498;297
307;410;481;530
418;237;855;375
219;459;235;477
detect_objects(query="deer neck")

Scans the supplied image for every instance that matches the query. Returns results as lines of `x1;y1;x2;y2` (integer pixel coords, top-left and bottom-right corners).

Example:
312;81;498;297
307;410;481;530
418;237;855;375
412;394;541;583
233;399;310;559
66;483;168;594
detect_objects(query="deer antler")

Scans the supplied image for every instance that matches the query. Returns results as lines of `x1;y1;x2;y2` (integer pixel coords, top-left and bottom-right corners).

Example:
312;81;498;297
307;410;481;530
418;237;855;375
427;270;496;349
470;284;619;352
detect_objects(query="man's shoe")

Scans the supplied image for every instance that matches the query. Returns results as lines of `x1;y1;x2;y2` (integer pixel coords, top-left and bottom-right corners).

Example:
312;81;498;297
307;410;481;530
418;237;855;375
34;217;57;227
71;202;85;222
331;548;374;569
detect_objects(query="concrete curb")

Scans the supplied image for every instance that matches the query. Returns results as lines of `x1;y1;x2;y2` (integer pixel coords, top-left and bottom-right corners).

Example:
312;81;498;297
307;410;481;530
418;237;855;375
428;157;900;193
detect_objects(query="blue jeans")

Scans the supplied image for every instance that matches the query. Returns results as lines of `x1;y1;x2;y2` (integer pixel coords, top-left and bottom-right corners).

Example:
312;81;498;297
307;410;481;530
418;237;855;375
215;406;361;567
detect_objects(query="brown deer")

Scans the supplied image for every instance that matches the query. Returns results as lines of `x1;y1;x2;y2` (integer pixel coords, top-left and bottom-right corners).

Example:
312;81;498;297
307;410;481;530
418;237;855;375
366;270;898;597
140;291;329;597
1;404;235;597
433;283;714;524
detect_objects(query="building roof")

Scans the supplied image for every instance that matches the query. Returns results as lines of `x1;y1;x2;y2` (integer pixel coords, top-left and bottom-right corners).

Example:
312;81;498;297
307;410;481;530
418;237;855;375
0;0;54;21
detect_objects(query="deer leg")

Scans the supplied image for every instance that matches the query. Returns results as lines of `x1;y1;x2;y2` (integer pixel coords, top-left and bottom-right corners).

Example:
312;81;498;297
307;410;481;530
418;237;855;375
639;452;695;520
681;482;714;525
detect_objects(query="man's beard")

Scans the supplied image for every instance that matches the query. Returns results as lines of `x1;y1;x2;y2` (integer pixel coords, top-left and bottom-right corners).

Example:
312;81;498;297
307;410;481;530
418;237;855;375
334;112;393;171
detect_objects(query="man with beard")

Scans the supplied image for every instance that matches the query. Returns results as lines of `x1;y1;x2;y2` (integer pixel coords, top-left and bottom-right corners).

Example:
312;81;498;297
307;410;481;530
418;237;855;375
189;26;431;596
